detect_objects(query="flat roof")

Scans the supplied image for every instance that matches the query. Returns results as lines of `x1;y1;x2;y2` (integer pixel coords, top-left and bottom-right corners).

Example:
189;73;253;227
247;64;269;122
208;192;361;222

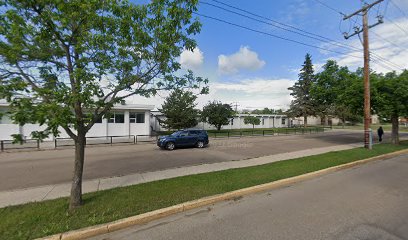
0;102;155;111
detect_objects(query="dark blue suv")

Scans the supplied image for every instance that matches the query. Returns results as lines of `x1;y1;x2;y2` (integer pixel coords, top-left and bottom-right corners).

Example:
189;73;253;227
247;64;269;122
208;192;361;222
157;129;209;150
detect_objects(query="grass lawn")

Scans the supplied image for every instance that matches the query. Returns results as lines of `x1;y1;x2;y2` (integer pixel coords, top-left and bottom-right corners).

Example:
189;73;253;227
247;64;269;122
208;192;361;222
1;142;407;239
333;124;408;132
158;126;327;137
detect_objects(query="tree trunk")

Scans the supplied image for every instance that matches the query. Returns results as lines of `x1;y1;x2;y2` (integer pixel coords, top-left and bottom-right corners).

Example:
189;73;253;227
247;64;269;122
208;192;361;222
217;125;221;131
342;117;345;129
303;116;307;128
391;115;399;145
69;132;86;210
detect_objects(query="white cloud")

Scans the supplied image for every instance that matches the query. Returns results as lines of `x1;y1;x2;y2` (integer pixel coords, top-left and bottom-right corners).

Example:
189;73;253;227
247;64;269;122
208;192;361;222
282;0;310;24
126;78;295;111
320;18;408;73
180;47;204;70
392;0;408;9
218;46;266;74
212;79;294;94
207;78;295;109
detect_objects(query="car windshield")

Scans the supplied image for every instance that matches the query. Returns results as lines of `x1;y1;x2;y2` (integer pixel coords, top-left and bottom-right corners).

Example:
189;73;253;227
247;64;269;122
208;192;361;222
170;131;182;137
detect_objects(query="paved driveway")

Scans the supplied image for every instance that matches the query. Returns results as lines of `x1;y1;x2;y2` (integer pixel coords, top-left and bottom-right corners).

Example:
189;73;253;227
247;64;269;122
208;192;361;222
0;130;405;191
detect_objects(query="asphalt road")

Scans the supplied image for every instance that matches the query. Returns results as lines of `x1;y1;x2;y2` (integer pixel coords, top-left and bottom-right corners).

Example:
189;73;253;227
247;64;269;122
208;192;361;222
0;130;405;191
91;154;408;240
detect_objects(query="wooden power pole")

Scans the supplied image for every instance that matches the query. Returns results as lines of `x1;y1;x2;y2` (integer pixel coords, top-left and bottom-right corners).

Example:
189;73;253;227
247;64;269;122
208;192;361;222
343;0;384;149
230;102;240;112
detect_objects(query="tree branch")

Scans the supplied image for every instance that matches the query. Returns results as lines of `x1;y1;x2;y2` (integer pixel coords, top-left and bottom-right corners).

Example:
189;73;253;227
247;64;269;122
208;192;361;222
15;62;40;91
61;125;77;141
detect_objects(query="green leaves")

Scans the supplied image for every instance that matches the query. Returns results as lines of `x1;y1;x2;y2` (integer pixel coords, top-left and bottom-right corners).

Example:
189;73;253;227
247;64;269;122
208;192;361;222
159;89;200;130
288;53;316;119
201;101;234;131
372;70;408;119
243;116;261;128
0;0;206;139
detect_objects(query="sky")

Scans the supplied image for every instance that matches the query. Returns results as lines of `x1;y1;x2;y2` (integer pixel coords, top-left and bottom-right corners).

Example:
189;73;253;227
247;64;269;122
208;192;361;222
131;0;408;111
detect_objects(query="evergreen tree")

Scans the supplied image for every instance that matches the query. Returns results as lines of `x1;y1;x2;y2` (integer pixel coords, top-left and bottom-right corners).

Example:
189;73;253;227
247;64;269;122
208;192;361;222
159;90;200;130
288;53;316;127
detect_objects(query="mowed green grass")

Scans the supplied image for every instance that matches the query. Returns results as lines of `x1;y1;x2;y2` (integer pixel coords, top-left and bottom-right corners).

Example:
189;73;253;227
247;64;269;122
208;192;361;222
158;126;327;136
1;142;407;239
333;124;408;132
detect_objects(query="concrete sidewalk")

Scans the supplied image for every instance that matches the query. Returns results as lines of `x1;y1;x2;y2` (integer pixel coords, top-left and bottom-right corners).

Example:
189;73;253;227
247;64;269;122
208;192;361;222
0;143;362;208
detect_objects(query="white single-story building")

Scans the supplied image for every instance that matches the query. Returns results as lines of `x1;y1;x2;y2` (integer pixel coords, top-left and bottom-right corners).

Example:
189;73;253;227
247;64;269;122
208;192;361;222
0;101;154;140
150;111;289;132
291;115;379;126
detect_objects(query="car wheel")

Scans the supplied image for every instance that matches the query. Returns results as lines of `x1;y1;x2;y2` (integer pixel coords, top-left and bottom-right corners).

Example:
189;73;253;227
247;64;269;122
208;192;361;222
196;141;205;148
165;142;175;151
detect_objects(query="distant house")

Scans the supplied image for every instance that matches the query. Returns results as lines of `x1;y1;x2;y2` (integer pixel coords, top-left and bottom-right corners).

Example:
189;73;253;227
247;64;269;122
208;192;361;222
290;115;379;127
0;100;154;140
400;117;408;127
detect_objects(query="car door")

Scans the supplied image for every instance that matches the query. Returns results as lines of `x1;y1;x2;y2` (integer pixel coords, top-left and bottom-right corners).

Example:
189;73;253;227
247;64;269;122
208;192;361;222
175;131;189;146
187;131;199;146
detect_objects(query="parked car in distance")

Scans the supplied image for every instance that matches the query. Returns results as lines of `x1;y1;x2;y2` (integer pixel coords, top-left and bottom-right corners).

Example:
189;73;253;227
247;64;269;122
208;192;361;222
157;129;209;150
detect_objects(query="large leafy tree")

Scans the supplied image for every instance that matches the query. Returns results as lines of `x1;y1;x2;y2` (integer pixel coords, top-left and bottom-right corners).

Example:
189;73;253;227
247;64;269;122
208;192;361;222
372;71;408;144
311;60;361;126
310;60;339;123
243;115;260;129
0;0;207;209
251;108;283;115
159;89;200;130
288;53;316;127
201;101;234;131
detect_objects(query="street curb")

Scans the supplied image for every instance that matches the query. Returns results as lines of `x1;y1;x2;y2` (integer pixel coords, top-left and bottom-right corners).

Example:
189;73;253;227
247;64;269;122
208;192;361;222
37;149;408;240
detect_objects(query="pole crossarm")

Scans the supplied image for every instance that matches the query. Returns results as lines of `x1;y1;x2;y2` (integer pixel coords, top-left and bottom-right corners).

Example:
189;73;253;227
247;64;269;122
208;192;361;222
342;0;384;150
343;0;384;20
344;19;384;39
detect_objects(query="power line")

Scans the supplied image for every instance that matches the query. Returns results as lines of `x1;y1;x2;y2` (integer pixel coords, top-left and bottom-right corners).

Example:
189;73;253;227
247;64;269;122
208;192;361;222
307;0;405;70
196;12;402;71
371;58;400;71
371;31;406;52
200;1;405;71
383;0;390;15
201;1;363;53
343;0;384;150
389;0;408;18
372;55;405;70
339;16;406;70
206;0;352;48
193;12;363;59
383;15;408;36
312;0;345;16
347;20;407;68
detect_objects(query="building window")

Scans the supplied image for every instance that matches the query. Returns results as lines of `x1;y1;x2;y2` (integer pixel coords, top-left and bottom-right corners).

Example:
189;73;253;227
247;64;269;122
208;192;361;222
262;118;265;125
282;118;286;125
95;116;103;123
108;112;125;123
130;112;145;123
129;113;136;123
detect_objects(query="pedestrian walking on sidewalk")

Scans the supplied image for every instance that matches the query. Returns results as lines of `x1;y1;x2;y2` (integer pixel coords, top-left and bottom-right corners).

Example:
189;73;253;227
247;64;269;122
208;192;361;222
377;126;384;142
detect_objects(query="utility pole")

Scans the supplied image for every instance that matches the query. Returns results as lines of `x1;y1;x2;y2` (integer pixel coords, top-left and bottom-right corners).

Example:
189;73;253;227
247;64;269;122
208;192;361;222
343;0;384;150
230;102;240;112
